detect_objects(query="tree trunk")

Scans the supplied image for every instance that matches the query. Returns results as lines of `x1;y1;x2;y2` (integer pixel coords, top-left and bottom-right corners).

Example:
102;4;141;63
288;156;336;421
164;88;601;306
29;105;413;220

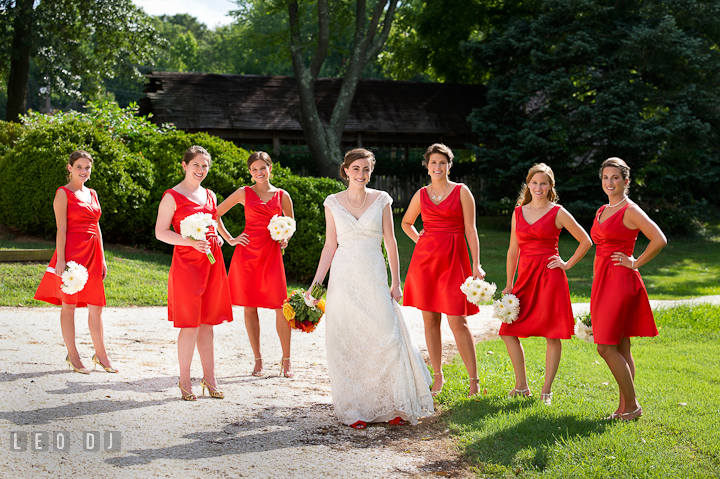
288;0;398;177
5;0;35;122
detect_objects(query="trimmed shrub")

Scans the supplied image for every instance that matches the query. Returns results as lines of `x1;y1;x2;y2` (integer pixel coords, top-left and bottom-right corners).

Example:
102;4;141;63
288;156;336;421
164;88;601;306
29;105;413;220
0;118;154;243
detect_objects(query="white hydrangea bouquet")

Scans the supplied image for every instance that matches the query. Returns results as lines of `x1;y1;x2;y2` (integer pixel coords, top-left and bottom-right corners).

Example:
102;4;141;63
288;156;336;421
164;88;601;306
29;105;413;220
460;276;497;305
493;294;520;324
574;312;594;343
180;212;217;264
267;214;296;242
59;261;89;295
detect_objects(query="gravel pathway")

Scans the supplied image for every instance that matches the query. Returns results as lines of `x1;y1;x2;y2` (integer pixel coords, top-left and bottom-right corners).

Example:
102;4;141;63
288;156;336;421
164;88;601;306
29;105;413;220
2;296;716;478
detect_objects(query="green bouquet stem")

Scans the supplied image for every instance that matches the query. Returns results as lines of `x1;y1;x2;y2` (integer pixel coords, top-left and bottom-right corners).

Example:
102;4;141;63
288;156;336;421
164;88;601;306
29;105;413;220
206;252;216;264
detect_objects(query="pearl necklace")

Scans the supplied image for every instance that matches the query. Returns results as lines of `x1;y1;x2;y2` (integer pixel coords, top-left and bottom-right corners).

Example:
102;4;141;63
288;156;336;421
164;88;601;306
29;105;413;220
608;196;628;208
346;189;368;210
429;183;450;201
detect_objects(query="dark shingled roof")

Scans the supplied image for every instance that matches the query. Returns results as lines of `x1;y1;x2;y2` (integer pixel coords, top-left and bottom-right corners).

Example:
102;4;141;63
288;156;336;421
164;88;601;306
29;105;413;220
140;72;486;148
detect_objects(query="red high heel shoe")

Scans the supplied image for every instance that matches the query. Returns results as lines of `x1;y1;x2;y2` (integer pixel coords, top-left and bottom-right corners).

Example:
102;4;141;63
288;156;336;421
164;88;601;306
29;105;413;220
388;417;406;426
349;421;367;429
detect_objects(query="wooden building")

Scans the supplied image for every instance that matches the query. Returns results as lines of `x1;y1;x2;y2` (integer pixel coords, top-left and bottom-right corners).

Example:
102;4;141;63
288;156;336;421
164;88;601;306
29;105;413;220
139;72;487;156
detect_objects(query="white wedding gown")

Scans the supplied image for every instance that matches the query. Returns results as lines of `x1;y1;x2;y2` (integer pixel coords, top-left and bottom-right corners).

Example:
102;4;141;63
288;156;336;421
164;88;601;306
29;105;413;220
323;192;434;425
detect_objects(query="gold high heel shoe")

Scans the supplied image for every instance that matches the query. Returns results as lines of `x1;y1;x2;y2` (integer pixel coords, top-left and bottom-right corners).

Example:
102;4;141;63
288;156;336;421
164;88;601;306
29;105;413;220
91;354;118;373
251;357;264;377
201;379;224;399
178;382;197;401
280;357;294;378
65;355;89;374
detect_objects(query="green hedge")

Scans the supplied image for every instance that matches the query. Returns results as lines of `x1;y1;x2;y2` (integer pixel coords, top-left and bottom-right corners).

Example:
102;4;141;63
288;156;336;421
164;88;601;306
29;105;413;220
0;107;344;282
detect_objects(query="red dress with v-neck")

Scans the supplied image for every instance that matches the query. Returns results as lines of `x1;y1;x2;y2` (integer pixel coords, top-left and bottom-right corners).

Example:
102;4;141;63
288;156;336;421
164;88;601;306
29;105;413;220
228;186;287;308
164;188;233;328
403;184;479;316
499;205;574;338
34;186;106;307
590;204;656;344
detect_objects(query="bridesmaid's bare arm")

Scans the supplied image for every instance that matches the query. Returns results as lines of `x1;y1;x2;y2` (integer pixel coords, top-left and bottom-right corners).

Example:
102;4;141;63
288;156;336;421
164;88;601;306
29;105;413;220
53;188;68;276
382;202;403;301
502;213;520;294
401;190;423;243
278;190;296;249
548;207;592;270
155;193;208;253
617;205;667;269
460;184;485;279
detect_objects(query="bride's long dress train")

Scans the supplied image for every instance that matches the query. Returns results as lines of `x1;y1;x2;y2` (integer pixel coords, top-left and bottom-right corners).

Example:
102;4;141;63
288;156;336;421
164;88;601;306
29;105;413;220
323;192;434;425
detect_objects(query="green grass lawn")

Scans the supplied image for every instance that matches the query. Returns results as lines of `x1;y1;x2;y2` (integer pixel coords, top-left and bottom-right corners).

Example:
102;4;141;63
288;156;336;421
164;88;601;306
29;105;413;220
2;218;719;306
435;303;720;478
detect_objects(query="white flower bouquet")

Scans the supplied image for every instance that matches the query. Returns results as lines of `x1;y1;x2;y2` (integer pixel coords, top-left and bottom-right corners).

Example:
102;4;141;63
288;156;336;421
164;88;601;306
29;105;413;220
574;313;594;343
493;294;520;324
180;212;217;264
59;261;89;295
460;276;497;305
267;214;296;242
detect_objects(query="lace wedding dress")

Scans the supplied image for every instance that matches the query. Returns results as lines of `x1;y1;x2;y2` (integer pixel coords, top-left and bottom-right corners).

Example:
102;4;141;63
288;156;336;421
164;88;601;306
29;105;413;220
323;192;434;425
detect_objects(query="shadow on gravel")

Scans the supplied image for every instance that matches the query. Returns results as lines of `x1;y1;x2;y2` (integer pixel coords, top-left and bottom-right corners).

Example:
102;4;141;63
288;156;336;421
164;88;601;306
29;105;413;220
0;369;69;382
44;376;185;395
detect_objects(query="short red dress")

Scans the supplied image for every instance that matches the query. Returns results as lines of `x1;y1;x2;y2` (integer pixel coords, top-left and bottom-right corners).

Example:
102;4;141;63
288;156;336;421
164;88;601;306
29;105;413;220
228;186;288;309
403;184;479;316
590;204;657;344
499;205;574;338
35;186;106;307
164;188;233;328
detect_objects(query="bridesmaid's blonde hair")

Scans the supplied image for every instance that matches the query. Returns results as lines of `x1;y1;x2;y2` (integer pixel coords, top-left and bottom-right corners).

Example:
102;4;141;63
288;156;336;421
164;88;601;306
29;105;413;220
516;163;559;206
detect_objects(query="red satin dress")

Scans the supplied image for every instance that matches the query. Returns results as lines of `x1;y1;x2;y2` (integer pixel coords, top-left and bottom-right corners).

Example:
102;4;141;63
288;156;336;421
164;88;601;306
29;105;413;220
590;204;657;344
499;205;574;338
35;186;106;307
164;188;233;328
228;186;288;309
403;184;479;316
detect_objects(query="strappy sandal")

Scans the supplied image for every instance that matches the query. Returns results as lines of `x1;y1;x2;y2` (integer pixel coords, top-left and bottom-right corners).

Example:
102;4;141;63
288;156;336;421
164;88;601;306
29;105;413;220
201;378;224;399
431;372;444;397
469;377;480;397
619;406;643;421
178;382;197;401
251;357;264;377
280;357;295;378
508;387;532;398
541;392;553;405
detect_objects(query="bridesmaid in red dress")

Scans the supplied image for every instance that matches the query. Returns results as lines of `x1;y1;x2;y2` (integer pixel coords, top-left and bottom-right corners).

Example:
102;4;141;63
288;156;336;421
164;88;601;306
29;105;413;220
155;146;233;401
591;157;666;421
402;143;485;396
217;151;295;378
35;150;117;374
500;163;591;404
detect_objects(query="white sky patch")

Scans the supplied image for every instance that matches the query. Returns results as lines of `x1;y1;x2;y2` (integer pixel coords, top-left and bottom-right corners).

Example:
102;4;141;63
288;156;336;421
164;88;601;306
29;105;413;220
132;0;236;27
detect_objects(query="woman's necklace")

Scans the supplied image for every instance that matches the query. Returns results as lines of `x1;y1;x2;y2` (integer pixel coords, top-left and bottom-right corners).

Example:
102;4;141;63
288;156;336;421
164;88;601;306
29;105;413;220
346;189;368;210
608;196;628;208
429;182;450;201
528;202;551;215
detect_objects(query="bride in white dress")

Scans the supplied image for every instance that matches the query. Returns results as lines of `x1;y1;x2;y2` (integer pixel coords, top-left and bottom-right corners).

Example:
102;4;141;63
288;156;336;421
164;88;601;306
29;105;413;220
308;148;434;429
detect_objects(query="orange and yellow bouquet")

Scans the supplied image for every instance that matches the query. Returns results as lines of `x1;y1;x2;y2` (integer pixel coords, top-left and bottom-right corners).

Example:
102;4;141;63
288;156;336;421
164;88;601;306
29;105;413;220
282;283;326;333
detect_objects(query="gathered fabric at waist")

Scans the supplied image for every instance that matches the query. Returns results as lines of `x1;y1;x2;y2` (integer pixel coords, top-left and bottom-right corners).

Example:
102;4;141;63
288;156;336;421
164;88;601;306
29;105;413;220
519;242;559;256
423;223;464;235
595;241;634;257
67;222;99;236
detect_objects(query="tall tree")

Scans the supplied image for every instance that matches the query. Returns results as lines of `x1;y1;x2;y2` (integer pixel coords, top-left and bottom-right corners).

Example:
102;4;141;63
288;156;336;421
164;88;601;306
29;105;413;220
1;0;160;121
286;0;398;176
467;0;720;234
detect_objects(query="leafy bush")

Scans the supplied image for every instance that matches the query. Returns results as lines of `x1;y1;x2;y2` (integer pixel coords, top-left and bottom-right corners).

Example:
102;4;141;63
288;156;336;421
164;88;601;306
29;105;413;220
0;120;25;156
0;118;155;243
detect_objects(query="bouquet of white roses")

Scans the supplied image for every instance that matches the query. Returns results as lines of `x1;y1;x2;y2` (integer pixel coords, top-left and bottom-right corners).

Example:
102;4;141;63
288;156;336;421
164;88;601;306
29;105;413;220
460;276;497;305
492;294;520;324
574;312;594;343
180;212;217;264
267;215;296;243
59;261;89;295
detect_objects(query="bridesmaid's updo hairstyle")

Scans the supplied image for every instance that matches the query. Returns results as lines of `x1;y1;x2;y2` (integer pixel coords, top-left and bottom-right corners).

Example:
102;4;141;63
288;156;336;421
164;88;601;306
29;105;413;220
599;157;631;194
182;145;212;167
516;163;559;206
67;150;93;180
422;143;454;168
339;148;376;182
